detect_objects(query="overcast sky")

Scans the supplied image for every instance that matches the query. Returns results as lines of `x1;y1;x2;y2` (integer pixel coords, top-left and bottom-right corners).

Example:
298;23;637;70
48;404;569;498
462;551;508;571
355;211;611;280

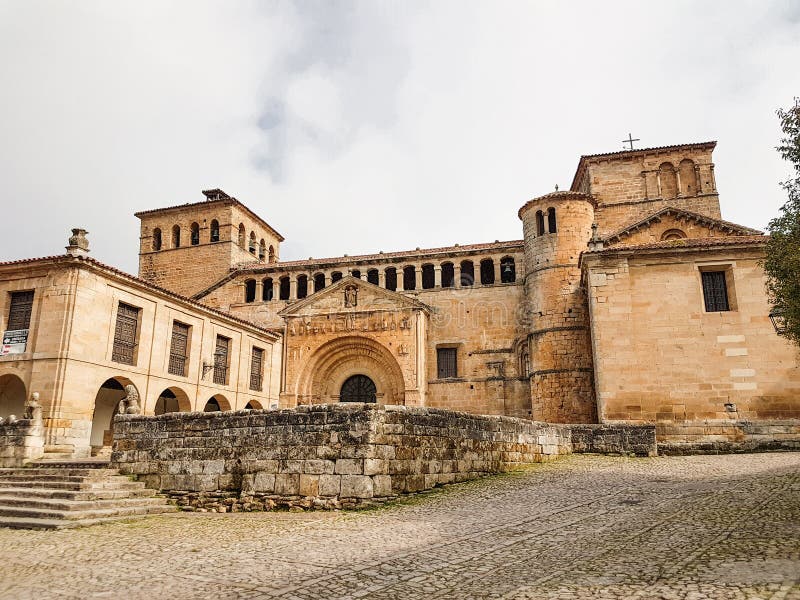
1;1;799;274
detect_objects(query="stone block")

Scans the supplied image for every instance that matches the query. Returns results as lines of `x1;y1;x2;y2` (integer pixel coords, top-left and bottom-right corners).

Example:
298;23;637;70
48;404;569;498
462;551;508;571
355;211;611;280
253;472;276;493
299;474;320;497
318;474;341;497
335;458;363;475
340;475;373;499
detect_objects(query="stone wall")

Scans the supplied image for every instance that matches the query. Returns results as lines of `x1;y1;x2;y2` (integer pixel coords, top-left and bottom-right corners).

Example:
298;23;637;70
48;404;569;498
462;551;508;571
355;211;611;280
570;424;657;456
657;421;800;454
0;419;44;467
111;404;572;508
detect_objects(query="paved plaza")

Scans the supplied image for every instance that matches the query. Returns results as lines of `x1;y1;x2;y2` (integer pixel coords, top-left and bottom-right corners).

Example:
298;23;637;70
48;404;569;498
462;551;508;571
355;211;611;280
0;453;798;600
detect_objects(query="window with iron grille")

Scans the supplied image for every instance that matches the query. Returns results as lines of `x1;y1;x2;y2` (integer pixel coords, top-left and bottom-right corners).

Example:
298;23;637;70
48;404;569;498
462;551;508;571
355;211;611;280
7;290;34;331
112;302;140;365
250;347;264;391
701;271;730;312
168;321;190;376
437;347;458;379
213;335;230;385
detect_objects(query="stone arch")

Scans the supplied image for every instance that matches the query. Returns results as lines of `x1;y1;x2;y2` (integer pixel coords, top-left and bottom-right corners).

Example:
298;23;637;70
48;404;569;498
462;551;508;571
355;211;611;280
152;228;162;251
500;256;516;283
90;376;137;449
248;232;257;254
268;245;276;263
244;399;263;410
209;219;220;242
536;210;545;236
190;222;200;246
661;228;687;241
0;373;27;419
679;158;698;196
244;278;256;303
259;239;266;261
659;162;677;199
547;207;557;233
238;223;246;247
294;336;406;406
204;394;230;412
172;224;181;248
153;386;191;415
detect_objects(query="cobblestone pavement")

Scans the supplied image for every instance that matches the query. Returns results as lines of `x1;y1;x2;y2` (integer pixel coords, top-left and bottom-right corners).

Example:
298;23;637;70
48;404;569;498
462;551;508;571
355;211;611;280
1;453;799;600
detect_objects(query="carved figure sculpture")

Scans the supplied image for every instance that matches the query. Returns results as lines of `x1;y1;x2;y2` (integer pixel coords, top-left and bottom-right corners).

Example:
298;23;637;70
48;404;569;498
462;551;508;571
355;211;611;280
344;285;358;308
120;385;141;415
24;392;43;423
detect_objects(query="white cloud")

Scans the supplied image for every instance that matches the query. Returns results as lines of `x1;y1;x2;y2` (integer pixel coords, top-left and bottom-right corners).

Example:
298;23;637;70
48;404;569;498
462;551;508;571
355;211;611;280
1;0;798;273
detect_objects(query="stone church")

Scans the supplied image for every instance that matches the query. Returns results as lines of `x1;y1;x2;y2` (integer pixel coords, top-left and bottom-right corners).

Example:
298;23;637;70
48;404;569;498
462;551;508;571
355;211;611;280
1;140;799;459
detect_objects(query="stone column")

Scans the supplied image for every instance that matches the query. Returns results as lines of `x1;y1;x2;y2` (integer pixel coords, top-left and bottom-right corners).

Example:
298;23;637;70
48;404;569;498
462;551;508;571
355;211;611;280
289;275;297;301
255;279;263;301
398;268;406;292
414;264;422;290
434;265;442;288
493;260;501;285
454;263;462;289
378;270;386;288
272;279;280;301
675;169;683;197
656;172;663;198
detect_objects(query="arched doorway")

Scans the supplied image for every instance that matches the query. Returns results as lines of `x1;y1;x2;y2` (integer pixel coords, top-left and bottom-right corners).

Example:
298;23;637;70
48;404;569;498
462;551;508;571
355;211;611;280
244;400;263;410
153;387;191;415
203;395;230;412
0;373;26;419
90;377;135;452
340;375;377;403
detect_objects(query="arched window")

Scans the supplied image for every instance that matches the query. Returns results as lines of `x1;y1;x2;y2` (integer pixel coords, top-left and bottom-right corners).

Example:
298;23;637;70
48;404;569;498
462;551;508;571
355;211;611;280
209;219;220;243
367;269;379;285
441;262;454;288
244;279;256;303
190;222;200;246
314;273;325;292
659;162;677;199
480;258;494;285
421;264;435;289
172;225;181;248
152;228;162;251
297;275;308;299
679;158;698;196
500;257;516;283
385;267;397;291
263;278;273;301
279;276;290;300
536;211;545;236
403;266;416;291
331;271;343;283
238;223;246;247
351;269;361;279
248;232;256;254
547;208;557;233
460;260;474;286
258;239;266;261
268;245;275;263
661;229;687;241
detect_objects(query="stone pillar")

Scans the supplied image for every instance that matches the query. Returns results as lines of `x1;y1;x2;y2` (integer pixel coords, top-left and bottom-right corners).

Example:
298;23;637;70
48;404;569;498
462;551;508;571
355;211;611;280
434;266;442;288
325;273;332;287
454;263;462;289
493;260;501;285
414;265;422;290
398;268;405;292
255;279;263;301
656;171;663;198
675;169;683;197
272;279;280;301
378;270;386;288
289;275;297;301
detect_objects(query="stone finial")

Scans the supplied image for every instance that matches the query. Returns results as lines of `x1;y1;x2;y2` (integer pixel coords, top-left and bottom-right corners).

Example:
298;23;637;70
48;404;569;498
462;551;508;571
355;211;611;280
24;392;42;423
588;222;604;251
66;228;90;256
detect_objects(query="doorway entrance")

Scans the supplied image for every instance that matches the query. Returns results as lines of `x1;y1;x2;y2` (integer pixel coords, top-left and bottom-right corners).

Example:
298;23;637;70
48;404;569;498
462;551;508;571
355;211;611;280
339;375;377;403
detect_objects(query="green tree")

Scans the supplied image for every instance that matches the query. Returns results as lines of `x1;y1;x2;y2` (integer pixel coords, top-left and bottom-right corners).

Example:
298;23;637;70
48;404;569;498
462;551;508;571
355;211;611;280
765;98;800;344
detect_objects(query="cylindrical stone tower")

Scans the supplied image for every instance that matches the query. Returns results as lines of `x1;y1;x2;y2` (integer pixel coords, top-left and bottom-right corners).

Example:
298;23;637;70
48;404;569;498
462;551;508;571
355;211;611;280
518;191;597;423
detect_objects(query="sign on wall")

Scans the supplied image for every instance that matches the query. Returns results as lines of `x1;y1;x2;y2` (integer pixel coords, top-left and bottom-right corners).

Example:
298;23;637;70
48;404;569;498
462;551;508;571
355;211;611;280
1;329;29;355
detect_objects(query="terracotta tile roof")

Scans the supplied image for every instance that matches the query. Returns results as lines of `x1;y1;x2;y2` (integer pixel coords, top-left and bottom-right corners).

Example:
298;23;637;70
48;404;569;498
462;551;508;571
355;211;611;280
587;234;766;255
0;254;281;339
570;141;717;191
603;206;762;244
133;196;285;242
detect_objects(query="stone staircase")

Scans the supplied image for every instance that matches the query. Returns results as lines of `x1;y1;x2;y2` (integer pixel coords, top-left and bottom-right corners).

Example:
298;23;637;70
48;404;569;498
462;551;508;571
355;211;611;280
0;460;177;529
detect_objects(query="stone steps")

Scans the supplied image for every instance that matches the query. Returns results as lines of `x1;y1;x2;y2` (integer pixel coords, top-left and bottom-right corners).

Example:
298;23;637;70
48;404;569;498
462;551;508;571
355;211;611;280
0;461;176;530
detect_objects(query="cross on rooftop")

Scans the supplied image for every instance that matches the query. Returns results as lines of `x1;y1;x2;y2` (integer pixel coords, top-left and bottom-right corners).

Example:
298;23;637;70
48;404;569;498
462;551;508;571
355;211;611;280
622;133;640;151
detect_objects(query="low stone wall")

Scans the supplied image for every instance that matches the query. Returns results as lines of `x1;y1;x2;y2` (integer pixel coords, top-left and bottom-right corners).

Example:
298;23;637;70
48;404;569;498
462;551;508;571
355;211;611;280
112;404;572;509
0;419;44;467
570;424;657;456
657;420;800;455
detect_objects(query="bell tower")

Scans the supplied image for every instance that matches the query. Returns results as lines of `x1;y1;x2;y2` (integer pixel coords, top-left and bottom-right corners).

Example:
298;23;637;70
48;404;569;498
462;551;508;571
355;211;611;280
519;191;597;423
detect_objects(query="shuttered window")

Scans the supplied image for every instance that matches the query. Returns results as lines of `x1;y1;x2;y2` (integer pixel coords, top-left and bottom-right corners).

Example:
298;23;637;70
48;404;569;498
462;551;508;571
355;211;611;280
213;335;230;385
112;302;140;365
7;291;34;331
437;347;458;379
168;321;190;376
701;271;730;312
250;347;264;391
